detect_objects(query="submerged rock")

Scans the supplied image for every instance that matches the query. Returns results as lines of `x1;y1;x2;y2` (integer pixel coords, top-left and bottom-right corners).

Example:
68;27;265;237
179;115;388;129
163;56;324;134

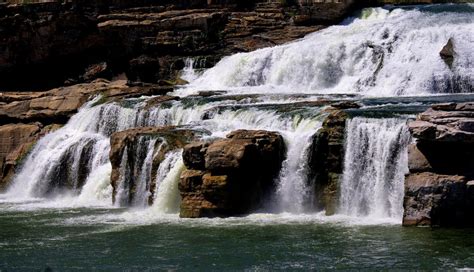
404;102;474;227
179;129;285;218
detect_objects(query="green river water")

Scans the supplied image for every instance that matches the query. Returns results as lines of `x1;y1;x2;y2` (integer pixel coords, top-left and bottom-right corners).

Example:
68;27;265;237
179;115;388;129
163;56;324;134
1;202;473;271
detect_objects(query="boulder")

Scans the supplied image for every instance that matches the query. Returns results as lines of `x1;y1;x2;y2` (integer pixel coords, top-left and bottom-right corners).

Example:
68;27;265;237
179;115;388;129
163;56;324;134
179;129;285;218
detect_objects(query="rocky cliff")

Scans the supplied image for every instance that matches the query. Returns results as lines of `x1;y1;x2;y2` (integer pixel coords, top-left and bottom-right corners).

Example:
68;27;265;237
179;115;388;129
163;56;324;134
0;0;357;91
403;103;474;227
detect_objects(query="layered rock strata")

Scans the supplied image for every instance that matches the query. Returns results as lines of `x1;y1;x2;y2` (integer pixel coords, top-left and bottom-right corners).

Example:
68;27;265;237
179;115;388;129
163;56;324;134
403;102;474;227
0;0;360;90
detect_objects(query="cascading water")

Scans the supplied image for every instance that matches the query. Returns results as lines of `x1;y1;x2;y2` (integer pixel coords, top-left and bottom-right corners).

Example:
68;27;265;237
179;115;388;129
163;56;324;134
275;120;319;213
184;5;474;96
4;93;324;213
4;4;472;221
339;117;411;220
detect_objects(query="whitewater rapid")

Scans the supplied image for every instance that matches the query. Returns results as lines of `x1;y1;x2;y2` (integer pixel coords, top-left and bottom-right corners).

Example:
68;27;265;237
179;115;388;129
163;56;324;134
182;5;474;96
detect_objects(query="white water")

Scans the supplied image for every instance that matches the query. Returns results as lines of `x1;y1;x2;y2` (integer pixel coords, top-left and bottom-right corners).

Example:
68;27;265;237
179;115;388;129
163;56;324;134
3;94;323;214
276;121;319;213
339;117;411;220
152;150;184;214
3;5;470;224
184;6;474;96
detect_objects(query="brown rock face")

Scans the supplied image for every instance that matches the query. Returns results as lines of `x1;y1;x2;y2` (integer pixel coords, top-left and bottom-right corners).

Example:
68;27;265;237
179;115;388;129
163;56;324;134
308;109;349;215
179;129;285;218
0;80;172;125
404;102;474;227
0;0;363;90
0;122;61;190
403;172;473;227
109;126;201;206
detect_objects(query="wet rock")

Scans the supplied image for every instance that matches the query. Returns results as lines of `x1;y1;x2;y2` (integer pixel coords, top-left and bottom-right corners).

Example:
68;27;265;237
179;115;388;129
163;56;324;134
309;110;348;215
144;95;180;109
0;122;61;190
179;129;285;218
109;126;202;206
404;103;474;227
440;38;455;69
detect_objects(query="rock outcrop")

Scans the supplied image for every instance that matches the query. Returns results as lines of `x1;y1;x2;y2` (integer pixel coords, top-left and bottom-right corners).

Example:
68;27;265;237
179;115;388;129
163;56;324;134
308;107;351;215
403;102;474;227
0;78;174;191
0;0;359;90
179;129;285;218
0;79;171;125
109;126;203;206
0;122;61;190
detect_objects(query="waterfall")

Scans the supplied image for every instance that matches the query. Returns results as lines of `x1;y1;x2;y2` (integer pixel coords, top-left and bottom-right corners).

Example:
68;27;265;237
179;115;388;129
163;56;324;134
152;150;184;214
186;5;474;96
6;5;469;218
181;58;199;82
339;117;411;220
275;119;321;213
4;92;323;213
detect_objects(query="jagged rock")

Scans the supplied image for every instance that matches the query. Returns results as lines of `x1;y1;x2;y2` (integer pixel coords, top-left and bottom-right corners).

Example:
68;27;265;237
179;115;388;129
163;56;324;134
440;38;455;69
404;102;474;227
179;129;285;218
182;142;208;170
109;126;203;206
309;110;348;215
403;172;473;227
